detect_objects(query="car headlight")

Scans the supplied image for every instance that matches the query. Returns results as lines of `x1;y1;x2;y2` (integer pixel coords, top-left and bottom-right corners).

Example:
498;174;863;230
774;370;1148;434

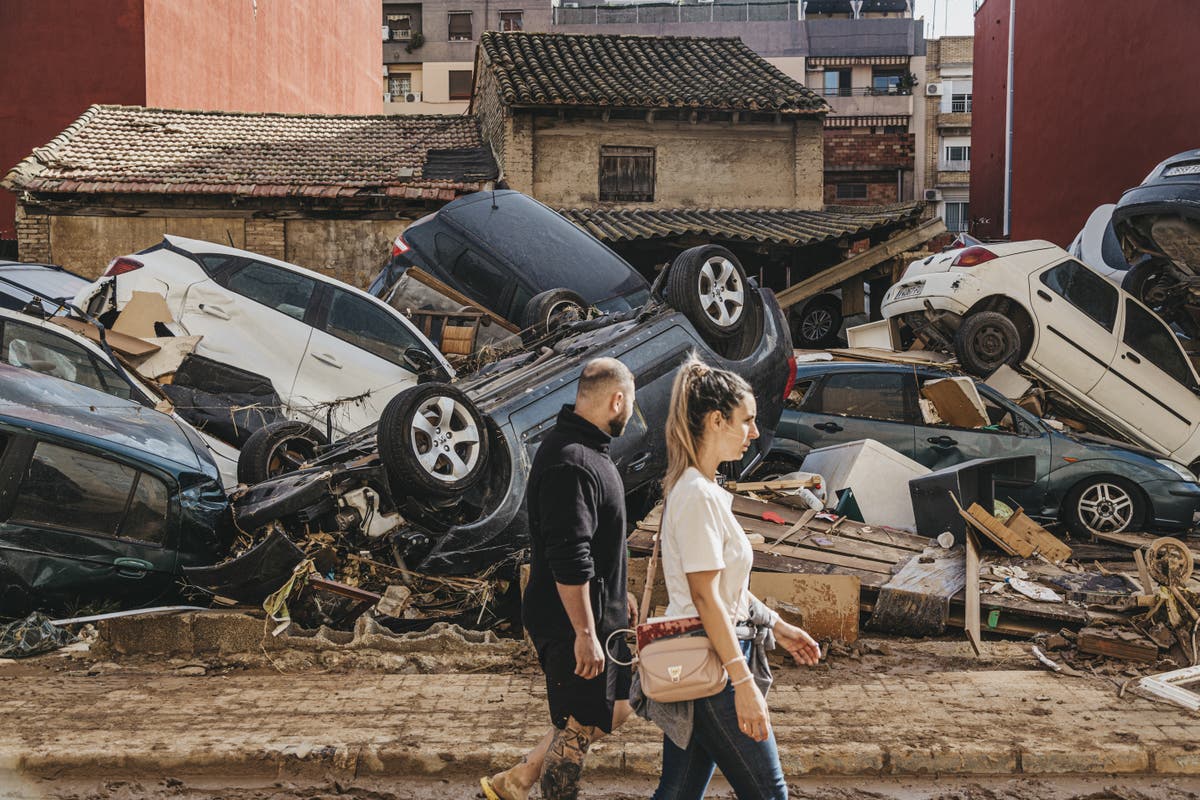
1156;458;1197;482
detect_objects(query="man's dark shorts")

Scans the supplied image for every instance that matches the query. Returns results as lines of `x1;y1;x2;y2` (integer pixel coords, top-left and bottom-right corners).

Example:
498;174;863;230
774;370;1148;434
532;634;632;734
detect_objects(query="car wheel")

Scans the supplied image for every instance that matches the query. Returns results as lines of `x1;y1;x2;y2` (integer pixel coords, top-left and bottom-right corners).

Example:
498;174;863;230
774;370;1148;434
667;245;751;340
1062;476;1144;537
236;421;328;485
521;288;587;338
791;295;843;349
378;382;489;499
953;311;1022;377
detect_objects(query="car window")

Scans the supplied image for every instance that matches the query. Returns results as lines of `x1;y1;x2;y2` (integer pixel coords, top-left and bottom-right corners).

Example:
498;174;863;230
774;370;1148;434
449;248;512;315
803;372;916;423
786;379;816;408
1039;259;1119;331
325;288;428;367
197;254;240;277
0;319;132;400
225;260;316;321
1123;300;1194;386
8;442;167;544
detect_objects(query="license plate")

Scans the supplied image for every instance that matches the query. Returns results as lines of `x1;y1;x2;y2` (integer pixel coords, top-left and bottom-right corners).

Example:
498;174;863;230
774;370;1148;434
893;283;923;299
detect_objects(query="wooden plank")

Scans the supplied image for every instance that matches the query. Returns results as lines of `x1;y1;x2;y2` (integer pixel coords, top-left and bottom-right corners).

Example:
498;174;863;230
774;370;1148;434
737;516;912;565
1134;548;1157;594
750;573;860;642
726;478;820;493
400;268;521;334
965;529;982;656
768;509;817;550
1094;530;1200;559
1005;508;1072;562
959;503;1032;557
1078;627;1159;663
866;546;966;635
753;540;898;575
775;217;948;310
729;496;930;552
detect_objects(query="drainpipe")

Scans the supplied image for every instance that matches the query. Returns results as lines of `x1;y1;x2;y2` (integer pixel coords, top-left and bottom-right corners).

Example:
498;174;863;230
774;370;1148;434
1002;0;1016;237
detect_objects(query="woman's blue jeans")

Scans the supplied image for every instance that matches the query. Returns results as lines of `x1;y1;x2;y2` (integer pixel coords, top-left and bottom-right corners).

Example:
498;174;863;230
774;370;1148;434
650;641;787;800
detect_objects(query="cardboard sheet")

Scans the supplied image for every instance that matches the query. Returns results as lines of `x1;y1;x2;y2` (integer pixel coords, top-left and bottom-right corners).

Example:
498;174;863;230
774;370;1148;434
50;317;160;358
112;291;174;339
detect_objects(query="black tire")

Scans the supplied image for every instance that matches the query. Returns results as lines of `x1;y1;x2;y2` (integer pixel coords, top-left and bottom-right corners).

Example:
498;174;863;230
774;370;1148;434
791;294;843;349
1122;257;1199;338
1062;476;1145;537
521;288;587;338
953;311;1023;377
667;245;752;340
378;382;489;499
236;421;327;485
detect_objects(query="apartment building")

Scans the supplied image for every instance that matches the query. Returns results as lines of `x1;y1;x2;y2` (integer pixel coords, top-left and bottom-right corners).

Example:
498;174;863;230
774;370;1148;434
922;34;972;234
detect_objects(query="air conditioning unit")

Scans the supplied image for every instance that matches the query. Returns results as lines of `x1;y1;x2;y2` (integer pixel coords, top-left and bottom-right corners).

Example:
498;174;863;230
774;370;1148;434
405;92;422;103
382;25;391;40
926;83;943;96
924;189;942;202
383;92;393;103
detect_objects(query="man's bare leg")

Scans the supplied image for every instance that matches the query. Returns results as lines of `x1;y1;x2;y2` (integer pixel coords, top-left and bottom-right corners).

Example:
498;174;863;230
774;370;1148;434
484;700;633;800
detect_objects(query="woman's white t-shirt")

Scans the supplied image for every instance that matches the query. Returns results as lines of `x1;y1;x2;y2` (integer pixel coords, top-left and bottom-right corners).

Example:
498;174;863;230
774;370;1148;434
660;466;753;621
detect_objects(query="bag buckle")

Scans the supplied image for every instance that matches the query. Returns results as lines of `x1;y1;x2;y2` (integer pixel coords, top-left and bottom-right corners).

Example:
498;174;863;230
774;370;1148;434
668;665;682;682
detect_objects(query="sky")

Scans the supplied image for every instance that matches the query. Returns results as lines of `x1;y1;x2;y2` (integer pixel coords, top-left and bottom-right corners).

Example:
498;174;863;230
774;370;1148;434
912;0;975;39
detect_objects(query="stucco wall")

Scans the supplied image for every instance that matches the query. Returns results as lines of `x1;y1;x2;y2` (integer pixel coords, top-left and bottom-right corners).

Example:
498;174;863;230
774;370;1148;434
529;117;822;209
284;219;415;289
47;216;247;278
143;0;380;114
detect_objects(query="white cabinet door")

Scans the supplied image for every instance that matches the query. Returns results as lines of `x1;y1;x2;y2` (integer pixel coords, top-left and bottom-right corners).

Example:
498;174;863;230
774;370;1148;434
1090;299;1200;453
177;260;318;409
1026;258;1119;395
291;287;427;437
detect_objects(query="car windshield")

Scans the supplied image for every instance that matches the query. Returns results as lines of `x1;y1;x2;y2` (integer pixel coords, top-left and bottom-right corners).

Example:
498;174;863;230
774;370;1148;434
0;266;89;312
422;192;651;314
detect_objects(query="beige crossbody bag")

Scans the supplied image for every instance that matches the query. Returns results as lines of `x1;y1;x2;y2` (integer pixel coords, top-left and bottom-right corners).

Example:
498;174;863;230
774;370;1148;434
607;498;728;703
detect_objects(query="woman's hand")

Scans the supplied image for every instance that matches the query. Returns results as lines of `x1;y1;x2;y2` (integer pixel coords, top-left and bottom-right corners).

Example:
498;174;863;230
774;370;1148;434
734;679;771;741
774;620;821;666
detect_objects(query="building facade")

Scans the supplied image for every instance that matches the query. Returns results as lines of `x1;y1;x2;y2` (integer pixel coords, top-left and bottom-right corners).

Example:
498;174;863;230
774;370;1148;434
972;0;1200;245
0;0;381;257
922;35;972;234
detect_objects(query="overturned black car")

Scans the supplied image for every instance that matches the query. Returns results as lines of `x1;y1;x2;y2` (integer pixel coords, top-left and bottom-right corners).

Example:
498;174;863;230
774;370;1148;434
198;246;795;596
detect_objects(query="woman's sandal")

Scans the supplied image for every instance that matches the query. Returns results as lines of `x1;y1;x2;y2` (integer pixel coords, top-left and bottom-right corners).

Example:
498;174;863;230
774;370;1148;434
479;776;506;800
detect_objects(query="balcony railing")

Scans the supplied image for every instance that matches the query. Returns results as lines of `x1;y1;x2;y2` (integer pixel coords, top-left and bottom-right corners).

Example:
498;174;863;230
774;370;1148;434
553;0;799;24
819;86;913;97
939;159;971;171
950;99;972;113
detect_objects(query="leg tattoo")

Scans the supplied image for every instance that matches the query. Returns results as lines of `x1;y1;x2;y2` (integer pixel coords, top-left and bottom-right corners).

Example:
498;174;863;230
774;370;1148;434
539;718;596;800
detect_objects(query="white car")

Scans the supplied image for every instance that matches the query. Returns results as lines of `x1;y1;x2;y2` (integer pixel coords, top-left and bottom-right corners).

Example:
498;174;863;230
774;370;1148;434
0;305;241;487
881;240;1200;469
75;236;454;440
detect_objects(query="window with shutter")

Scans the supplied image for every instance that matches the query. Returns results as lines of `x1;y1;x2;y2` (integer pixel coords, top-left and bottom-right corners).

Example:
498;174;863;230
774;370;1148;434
448;11;472;40
449;70;473;100
599;146;656;202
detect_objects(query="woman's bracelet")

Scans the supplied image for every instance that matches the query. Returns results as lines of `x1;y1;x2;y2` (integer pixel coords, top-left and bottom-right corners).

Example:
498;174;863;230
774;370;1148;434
721;656;746;670
731;674;755;687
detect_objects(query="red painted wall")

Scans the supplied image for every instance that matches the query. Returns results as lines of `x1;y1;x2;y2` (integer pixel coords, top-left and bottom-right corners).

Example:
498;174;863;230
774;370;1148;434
0;0;148;242
972;0;1200;246
143;0;381;115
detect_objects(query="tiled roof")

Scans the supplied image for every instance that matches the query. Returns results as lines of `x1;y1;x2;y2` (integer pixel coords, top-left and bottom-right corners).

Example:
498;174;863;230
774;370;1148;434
558;203;922;246
478;32;829;114
3;105;497;200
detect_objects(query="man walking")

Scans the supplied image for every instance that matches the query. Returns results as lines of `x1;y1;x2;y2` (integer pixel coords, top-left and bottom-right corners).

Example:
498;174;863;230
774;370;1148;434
482;357;638;800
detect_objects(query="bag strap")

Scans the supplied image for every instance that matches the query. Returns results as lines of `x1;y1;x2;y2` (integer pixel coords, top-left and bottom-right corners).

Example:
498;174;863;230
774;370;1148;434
639;493;665;625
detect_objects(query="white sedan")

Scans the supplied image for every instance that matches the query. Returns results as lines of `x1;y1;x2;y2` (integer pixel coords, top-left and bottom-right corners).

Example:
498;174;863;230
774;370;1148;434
75;236;454;439
881;241;1200;469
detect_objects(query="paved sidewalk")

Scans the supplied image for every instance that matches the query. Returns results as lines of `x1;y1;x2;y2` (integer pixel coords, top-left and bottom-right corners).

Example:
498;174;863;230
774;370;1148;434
1;667;1198;782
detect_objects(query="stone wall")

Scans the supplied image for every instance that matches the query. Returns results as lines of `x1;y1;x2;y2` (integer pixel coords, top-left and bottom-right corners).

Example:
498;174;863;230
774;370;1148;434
44;215;247;277
15;208;50;263
824;129;914;171
472;60;508;176
284;218;415;289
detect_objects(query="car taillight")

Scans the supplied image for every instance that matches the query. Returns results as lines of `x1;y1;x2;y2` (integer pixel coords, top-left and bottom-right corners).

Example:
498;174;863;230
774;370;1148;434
391;235;410;258
951;246;997;267
781;355;798;401
103;257;143;276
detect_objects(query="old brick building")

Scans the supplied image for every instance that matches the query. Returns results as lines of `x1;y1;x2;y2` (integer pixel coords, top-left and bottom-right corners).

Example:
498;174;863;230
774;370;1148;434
923;35;972;234
4;106;496;286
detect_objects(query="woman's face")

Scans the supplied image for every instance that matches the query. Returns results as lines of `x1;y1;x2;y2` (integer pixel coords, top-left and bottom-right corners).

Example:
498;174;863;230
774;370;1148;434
709;393;759;462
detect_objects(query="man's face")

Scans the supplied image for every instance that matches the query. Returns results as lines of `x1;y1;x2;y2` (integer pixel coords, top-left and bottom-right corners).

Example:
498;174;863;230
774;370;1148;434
607;383;636;436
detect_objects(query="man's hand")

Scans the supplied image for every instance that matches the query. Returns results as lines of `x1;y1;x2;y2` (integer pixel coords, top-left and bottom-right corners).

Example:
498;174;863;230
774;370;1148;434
574;630;605;679
627;592;639;626
773;620;821;666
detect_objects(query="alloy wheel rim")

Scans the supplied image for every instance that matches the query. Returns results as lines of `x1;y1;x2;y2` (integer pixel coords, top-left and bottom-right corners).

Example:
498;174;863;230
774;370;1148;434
410;396;481;482
266;438;316;477
801;309;834;342
697;257;745;328
1077;482;1134;533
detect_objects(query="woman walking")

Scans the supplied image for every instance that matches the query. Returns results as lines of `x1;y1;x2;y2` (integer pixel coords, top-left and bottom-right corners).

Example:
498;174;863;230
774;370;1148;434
634;355;822;800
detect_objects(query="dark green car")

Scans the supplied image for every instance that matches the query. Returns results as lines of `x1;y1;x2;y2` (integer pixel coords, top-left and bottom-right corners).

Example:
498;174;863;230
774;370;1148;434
766;362;1200;536
0;365;230;618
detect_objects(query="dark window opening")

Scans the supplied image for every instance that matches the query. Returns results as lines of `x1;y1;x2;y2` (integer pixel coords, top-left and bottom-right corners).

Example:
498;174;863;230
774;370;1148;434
1123;300;1193;386
499;10;523;30
823;68;851;97
1040;259;1118;332
385;12;413;38
836;183;868;200
449;70;473;100
871;68;905;94
805;371;917;423
324;289;427;367
225;260;317;321
448;11;472;40
599;146;656;203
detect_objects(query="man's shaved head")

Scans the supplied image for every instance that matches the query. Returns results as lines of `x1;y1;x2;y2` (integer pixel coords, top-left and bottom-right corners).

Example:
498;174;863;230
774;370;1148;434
575;357;636;436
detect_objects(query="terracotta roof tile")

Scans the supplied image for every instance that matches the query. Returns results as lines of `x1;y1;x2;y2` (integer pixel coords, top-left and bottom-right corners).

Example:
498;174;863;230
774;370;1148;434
558;203;922;246
479;32;829;114
3;105;497;197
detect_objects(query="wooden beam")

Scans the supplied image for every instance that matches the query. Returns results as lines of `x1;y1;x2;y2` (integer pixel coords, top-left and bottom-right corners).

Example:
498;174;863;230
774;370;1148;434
965;529;982;656
775;216;947;311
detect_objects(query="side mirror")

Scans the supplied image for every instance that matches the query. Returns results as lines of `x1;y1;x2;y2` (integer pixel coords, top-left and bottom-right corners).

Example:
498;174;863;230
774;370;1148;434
403;347;437;375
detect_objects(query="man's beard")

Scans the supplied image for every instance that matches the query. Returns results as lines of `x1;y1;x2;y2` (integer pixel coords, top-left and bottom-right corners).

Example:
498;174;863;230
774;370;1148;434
607;413;628;437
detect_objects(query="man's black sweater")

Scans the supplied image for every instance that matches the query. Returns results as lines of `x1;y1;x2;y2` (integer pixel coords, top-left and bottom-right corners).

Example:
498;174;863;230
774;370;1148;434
522;405;627;641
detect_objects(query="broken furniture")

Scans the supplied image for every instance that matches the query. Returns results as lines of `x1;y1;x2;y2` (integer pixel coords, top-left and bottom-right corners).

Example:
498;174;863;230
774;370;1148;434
799;439;930;531
909;455;1037;543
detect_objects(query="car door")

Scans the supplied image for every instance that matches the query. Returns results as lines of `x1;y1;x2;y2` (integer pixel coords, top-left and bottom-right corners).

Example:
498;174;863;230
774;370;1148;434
0;436;177;612
1089;298;1200;453
911;380;1051;510
292;285;440;436
1026;258;1120;394
791;370;919;457
177;258;317;408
